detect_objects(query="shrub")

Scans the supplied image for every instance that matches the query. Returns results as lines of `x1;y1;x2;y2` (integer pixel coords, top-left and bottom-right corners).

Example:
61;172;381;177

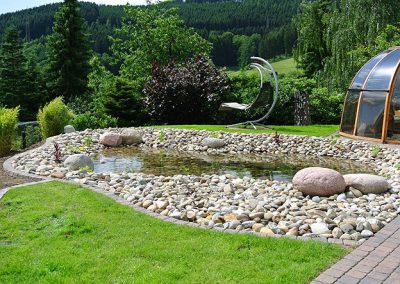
37;97;74;139
71;112;118;131
103;78;146;127
143;55;229;124
310;87;345;124
0;107;19;156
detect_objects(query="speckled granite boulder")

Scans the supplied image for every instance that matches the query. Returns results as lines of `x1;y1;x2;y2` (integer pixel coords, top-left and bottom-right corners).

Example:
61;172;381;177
293;167;346;196
121;129;143;145
202;138;225;149
64;154;94;171
344;174;389;194
99;132;122;147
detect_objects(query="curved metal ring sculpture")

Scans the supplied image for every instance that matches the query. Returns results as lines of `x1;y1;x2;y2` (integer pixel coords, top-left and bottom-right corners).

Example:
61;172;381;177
219;57;279;129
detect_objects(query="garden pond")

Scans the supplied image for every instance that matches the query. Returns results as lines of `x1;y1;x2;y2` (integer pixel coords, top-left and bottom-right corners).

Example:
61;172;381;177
93;147;373;182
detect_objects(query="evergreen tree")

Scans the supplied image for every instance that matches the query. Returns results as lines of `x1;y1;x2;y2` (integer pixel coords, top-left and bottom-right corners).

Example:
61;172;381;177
103;78;145;127
46;0;91;102
0;26;39;120
0;26;26;109
234;33;261;68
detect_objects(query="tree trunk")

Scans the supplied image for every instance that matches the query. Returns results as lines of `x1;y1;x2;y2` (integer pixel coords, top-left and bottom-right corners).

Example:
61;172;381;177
294;91;311;126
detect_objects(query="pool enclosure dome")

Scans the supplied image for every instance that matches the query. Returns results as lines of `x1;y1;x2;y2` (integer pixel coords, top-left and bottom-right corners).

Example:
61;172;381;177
340;46;400;143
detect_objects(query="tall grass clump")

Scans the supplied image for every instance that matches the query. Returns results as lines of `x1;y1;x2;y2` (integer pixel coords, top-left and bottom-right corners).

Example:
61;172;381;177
38;97;74;139
0;106;19;157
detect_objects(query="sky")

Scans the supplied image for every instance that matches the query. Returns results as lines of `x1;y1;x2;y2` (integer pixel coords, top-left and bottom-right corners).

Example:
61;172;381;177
0;0;149;15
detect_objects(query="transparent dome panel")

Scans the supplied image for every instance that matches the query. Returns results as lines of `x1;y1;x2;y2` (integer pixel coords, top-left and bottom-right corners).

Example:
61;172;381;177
365;49;400;90
387;72;400;140
350;51;390;90
340;90;360;134
356;91;388;139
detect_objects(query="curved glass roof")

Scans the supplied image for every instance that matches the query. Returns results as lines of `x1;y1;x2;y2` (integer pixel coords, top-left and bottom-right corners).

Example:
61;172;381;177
350;47;400;91
341;47;400;143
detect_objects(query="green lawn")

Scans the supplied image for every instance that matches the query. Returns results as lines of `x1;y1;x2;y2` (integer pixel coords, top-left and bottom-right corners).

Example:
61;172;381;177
153;124;339;137
227;57;298;77
0;182;346;283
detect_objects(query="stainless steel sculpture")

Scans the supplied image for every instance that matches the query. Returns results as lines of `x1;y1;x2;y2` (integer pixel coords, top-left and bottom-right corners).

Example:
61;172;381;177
219;57;279;129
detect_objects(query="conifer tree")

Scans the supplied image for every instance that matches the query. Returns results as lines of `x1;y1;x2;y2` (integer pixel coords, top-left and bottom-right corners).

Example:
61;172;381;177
0;26;26;110
46;0;91;102
103;78;145;127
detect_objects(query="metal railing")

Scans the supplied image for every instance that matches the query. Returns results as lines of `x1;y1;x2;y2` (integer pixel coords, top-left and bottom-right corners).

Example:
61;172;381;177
17;121;40;149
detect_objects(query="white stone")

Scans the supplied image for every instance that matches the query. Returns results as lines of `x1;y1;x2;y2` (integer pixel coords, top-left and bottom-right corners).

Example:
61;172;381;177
310;222;330;234
361;230;374;238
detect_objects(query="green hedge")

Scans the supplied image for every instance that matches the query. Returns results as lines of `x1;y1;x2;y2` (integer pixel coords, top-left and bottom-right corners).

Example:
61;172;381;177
38;97;74;139
71;112;117;131
0;107;19;157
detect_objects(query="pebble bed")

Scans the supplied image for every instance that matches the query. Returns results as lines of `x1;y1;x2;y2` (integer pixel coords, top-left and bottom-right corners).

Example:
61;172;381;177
10;128;400;245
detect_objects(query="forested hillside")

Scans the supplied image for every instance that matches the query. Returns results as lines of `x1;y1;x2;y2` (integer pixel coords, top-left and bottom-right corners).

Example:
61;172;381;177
0;0;300;66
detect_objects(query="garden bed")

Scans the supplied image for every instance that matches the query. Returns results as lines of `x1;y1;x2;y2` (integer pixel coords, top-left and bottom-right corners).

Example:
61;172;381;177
6;127;400;246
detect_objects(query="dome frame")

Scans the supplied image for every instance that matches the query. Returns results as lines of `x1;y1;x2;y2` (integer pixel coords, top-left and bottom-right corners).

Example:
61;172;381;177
339;47;400;144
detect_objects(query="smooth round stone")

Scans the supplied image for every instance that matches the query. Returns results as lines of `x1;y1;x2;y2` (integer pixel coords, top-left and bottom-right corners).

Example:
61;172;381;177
99;132;122;147
293;167;346;197
120;129;143;145
312;196;321;203
344;174;389;194
64;125;75;133
310;222;330;234
64;154;94;171
202;138;225;149
361;230;374;238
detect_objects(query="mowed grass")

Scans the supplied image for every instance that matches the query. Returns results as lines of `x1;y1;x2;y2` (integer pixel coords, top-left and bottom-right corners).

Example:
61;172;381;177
153;124;339;137
227;57;298;77
0;182;346;283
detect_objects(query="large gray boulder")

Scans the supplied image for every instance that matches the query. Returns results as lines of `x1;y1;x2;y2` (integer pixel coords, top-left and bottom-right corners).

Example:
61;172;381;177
202;138;225;149
64;125;75;134
64;154;94;171
293;167;346;197
343;174;389;194
121;129;143;145
99;132;122;147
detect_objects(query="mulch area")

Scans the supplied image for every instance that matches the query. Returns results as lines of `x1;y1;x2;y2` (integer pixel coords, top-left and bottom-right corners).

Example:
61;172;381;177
0;142;44;190
0;156;38;190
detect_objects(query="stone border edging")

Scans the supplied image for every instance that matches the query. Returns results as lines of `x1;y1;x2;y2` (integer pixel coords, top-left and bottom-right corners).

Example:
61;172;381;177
312;215;400;284
2;143;360;248
3;137;54;180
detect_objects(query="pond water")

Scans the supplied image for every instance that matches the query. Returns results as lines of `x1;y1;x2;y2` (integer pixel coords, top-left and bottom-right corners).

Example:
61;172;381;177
93;147;373;182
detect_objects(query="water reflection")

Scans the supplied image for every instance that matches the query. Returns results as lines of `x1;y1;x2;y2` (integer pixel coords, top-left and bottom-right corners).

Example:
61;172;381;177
93;147;373;182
